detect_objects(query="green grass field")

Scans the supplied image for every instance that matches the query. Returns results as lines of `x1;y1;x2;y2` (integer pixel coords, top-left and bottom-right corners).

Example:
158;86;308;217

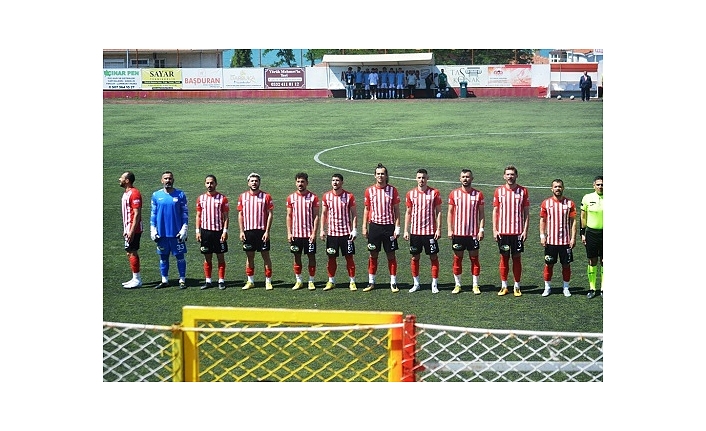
103;97;603;332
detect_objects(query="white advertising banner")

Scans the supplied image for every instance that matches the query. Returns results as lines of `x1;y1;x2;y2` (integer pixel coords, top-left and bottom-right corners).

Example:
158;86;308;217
182;68;223;89
103;69;141;90
223;68;264;89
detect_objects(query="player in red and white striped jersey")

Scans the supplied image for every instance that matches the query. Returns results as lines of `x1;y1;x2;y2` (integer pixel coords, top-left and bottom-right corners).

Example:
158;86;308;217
447;169;486;295
362;163;401;292
119;171;143;289
403;169;442;293
286;173;319;290
539;179;577;297
319;173;358;291
195;175;230;290
237;173;274;290
492;165;530;297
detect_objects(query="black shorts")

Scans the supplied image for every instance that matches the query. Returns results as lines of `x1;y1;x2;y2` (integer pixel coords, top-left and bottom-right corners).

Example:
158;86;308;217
543;244;573;265
325;235;355;257
290;237;316;255
124;232;142;252
451;235;479;252
584;228;603;260
199;229;228;255
496;234;524;255
242;229;270;253
367;222;398;254
409;234;439;255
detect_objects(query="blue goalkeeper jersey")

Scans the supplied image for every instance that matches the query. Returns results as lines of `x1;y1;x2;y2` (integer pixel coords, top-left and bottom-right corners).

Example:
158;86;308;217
150;188;188;237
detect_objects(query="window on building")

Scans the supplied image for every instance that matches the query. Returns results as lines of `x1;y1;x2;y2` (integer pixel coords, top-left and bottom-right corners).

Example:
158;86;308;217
130;58;150;68
104;59;125;68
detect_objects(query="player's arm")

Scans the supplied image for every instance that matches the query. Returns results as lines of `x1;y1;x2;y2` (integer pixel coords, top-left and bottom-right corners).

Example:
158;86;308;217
238;205;245;241
403;202;411;241
492;205;499;240
580;197;588;240
263;202;273;241
195;203;203;242
362;204;370;238
568;202;577;248
310;202;319;243
393;202;401;238
286;201;294;242
477;202;485;241
128;204;141;241
521;205;530;241
433;199;442;240
178;193;189;240
220;198;230;242
319;203;328;240
349;202;357;240
539;209;547;246
569;213;577;249
150;194;159;240
447;201;454;239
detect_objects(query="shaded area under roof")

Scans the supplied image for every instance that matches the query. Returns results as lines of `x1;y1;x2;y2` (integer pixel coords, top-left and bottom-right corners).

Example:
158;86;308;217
321;53;434;66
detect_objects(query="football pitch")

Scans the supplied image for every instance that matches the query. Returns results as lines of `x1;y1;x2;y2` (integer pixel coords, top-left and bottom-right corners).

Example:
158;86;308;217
103;97;603;333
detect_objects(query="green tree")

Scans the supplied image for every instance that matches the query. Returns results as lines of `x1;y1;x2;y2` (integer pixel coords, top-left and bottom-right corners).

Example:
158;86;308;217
230;49;253;68
305;49;342;66
431;49;535;65
263;49;297;67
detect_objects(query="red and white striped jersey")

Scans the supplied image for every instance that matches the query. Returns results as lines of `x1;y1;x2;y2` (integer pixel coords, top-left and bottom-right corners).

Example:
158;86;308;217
406;187;442;235
122;187;143;234
493;185;530;235
196;192;229;231
237;190;274;231
540;196;576;245
365;184;400;225
321;189;356;236
448;187;484;236
286;190;319;237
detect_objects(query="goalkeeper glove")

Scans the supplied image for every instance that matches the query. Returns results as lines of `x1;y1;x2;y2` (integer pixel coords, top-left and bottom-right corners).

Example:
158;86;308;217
150;226;159;242
177;224;188;241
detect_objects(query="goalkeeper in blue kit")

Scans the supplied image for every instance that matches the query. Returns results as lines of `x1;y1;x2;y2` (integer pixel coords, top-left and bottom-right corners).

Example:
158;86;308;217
150;171;189;289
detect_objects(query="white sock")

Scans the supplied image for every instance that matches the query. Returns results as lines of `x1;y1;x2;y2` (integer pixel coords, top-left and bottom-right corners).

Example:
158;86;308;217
390;275;397;284
413;276;420;286
545;281;551;289
514;282;521;289
350;277;355;283
134;272;141;281
265;277;272;284
563;281;570;289
206;278;212;283
454;274;461;285
248;275;255;283
296;274;303;282
369;275;375;284
501;280;508;288
431;278;438;288
309;276;315;282
329;277;335;283
472;275;479;285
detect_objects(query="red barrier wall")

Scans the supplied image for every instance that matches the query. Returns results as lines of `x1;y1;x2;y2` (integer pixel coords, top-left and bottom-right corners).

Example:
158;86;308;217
103;89;333;99
103;87;545;99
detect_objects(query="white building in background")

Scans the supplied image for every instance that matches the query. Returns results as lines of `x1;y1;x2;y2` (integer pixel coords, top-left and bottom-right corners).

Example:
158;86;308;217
548;49;603;63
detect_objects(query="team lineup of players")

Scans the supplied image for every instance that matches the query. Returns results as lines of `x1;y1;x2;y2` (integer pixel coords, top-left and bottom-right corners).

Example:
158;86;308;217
119;165;603;298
